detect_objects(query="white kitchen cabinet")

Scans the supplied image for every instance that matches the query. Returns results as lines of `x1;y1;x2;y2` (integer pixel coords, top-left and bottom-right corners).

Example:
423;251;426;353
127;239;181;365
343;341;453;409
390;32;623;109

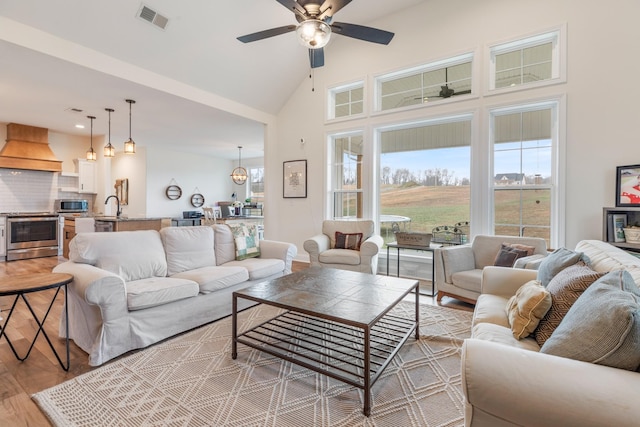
0;216;6;259
77;159;97;194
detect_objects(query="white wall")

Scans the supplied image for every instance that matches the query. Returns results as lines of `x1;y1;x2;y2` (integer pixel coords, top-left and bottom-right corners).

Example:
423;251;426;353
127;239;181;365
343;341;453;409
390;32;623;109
267;0;640;259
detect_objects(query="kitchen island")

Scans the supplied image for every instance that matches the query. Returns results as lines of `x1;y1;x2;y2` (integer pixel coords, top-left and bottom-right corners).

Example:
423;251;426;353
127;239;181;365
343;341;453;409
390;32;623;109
93;216;164;232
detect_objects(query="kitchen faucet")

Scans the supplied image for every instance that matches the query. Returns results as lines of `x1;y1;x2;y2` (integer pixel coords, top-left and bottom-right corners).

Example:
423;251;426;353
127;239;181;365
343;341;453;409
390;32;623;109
105;195;122;217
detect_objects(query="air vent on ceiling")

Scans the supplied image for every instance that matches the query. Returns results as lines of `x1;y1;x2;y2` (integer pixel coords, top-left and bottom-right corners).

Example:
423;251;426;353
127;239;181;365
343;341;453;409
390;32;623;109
137;4;169;30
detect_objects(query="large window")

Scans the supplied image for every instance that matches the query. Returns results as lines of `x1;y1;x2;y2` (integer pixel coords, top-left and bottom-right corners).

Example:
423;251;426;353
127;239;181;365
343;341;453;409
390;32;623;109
330;133;364;218
491;104;557;245
248;167;264;204
378;118;471;242
375;54;473;112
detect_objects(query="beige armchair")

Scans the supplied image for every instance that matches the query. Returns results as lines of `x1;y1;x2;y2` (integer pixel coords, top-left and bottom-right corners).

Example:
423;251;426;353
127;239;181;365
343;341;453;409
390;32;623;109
434;235;547;304
303;220;384;274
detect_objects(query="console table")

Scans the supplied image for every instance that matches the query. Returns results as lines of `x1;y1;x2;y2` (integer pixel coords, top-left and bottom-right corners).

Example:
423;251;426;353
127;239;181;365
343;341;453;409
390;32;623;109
386;241;437;297
0;273;73;370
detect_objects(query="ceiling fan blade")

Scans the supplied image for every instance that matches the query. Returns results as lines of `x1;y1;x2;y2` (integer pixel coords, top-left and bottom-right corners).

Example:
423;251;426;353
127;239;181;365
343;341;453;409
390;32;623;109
237;25;296;43
276;0;307;17
309;48;325;68
330;22;394;45
318;0;353;20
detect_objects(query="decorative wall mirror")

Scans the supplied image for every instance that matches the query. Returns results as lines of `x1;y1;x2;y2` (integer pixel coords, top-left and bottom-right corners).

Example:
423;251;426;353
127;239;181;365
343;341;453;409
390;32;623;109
115;178;129;206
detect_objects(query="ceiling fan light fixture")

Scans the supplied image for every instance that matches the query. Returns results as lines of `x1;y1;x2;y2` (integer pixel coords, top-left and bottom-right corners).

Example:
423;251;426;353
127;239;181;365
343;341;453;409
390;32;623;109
231;145;248;185
124;99;136;154
86;115;97;161
296;19;331;49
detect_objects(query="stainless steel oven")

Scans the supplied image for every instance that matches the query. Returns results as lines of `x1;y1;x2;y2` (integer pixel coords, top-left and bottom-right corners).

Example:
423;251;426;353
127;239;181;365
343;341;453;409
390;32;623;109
6;214;59;261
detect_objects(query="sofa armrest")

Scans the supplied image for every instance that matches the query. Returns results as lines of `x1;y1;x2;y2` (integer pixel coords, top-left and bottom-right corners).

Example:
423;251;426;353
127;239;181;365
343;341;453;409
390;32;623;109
303;234;330;265
462;339;640;427
481;266;537;297
360;234;383;257
437;244;475;282
259;240;298;274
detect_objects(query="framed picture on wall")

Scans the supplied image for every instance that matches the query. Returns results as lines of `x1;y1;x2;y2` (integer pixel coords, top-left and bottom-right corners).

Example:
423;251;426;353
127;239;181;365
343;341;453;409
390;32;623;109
283;160;307;198
616;164;640;207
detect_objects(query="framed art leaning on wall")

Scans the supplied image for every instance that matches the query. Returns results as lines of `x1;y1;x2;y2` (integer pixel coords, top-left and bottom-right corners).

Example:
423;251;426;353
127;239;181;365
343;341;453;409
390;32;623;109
616;164;640;207
283;160;307;198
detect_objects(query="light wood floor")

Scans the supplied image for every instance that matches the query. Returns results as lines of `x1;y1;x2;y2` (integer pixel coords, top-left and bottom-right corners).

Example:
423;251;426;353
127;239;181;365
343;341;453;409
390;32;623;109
0;256;473;426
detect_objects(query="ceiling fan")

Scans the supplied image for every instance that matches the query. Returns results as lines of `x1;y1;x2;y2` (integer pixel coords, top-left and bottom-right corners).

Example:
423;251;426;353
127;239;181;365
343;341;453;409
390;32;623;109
416;67;472;102
236;0;395;68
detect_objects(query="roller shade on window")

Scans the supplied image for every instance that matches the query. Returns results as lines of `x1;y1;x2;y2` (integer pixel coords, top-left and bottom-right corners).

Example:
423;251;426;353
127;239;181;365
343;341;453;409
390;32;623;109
381;120;471;153
494;109;551;143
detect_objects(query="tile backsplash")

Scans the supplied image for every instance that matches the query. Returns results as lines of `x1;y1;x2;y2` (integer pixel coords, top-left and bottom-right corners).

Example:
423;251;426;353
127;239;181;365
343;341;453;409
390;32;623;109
0;169;60;212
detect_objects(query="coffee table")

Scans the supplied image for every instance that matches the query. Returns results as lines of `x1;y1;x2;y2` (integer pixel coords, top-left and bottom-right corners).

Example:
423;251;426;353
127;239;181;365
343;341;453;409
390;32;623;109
232;266;419;416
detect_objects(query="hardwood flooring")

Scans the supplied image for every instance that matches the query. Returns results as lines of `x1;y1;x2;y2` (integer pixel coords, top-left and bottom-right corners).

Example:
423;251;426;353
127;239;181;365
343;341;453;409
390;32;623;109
0;256;473;426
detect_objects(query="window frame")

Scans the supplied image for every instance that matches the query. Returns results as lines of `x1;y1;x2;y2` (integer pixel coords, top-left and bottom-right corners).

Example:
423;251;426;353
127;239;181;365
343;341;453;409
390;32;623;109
327;80;366;121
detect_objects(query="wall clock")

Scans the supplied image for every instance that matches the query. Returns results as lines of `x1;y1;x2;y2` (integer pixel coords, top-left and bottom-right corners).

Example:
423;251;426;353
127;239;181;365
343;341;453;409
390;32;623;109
165;185;182;200
190;193;205;207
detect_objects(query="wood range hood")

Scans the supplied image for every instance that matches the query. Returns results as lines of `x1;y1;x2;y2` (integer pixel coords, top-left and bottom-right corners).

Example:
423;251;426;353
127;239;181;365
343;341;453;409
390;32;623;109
0;123;62;172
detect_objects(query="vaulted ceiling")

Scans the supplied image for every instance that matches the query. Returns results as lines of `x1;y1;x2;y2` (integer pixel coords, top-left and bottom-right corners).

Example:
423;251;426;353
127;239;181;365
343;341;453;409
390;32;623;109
0;0;424;159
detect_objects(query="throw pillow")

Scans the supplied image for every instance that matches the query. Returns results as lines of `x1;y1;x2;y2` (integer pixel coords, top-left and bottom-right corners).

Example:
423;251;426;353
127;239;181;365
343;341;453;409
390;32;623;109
540;270;640;371
335;231;363;250
228;223;261;261
503;242;536;256
536;247;584;287
494;244;530;267
534;262;605;347
506;280;552;340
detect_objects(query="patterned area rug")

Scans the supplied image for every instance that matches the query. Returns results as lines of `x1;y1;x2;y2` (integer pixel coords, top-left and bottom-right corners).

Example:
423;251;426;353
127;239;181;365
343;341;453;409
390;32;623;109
33;302;472;427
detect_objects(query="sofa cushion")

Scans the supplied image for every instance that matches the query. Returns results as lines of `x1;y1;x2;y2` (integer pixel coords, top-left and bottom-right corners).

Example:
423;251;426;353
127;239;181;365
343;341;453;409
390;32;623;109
213;224;238;265
472;323;540;352
536;247;584;287
472;294;511;329
319;249;361;265
126;277;199;310
503;242;536;256
228;223;261;260
70;230;167;282
171;266;249;293
506;280;552;339
160;226;215;276
534;262;605;347
223;258;285;280
322;220;374;248
335;231;363;250
451;269;483;292
540;270;640;371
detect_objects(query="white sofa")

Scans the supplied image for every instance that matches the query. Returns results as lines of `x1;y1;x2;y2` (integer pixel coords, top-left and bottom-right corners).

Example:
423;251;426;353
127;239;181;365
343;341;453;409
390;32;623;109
53;225;297;366
434;235;548;304
461;240;640;427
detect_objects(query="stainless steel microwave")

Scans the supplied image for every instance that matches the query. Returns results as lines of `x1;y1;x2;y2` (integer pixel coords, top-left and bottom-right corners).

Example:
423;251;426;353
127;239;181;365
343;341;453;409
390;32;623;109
55;199;88;213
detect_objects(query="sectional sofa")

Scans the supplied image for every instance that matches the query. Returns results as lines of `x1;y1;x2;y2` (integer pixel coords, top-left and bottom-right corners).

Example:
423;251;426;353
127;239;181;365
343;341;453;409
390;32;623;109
53;225;297;366
461;240;640;426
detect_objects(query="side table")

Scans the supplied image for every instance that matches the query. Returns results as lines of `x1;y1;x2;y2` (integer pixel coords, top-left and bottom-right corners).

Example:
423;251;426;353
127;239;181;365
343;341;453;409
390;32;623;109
0;272;73;370
386;241;437;297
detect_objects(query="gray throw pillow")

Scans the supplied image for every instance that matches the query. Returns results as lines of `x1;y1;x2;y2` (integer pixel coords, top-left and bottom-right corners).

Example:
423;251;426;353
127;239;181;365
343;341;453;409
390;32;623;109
536;247;583;287
539;270;640;371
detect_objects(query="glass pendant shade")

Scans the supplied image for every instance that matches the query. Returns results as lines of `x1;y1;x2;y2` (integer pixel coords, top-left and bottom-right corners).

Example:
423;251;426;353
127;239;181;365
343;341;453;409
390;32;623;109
231;146;248;185
296;19;331;49
104;108;115;157
124;99;136;154
86;115;97;161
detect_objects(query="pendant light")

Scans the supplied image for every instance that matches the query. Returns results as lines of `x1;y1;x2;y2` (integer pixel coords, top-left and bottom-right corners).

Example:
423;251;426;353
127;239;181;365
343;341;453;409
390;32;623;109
104;108;115;157
231;146;248;185
86;115;97;161
123;99;136;154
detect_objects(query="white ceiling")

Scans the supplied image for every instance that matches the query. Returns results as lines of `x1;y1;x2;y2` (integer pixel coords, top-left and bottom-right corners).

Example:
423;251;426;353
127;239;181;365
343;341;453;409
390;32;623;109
0;0;424;159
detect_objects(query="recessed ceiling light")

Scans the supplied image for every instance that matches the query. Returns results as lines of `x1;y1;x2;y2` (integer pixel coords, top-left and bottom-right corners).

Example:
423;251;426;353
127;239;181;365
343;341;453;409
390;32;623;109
75;124;85;129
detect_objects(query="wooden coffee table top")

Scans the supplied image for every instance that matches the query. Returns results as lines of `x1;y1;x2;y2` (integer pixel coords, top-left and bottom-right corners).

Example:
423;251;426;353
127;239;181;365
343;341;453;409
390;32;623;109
0;273;73;296
234;266;418;327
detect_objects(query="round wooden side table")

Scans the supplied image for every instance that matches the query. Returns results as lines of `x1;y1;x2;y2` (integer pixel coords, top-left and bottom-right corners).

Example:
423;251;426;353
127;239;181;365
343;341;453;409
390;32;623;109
0;272;73;371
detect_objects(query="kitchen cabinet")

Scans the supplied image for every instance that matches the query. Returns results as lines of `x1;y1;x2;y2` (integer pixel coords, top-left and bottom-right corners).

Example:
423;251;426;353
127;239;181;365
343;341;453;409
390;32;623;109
0;216;6;259
62;218;75;259
93;217;163;232
77;159;97;194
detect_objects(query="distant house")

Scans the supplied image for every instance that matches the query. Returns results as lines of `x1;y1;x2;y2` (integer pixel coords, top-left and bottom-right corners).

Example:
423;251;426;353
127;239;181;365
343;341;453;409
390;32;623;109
495;173;525;185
